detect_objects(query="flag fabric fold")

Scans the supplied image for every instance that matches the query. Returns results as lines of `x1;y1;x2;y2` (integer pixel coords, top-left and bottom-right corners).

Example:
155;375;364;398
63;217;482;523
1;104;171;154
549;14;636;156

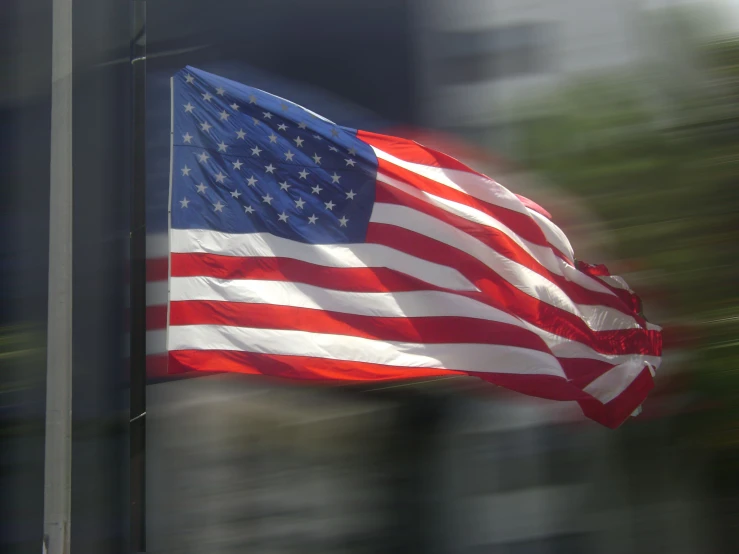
164;66;662;428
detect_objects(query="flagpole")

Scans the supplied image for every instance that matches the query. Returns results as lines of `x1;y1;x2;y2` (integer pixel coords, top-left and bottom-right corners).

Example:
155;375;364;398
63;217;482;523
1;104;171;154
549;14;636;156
43;0;73;552
130;0;148;551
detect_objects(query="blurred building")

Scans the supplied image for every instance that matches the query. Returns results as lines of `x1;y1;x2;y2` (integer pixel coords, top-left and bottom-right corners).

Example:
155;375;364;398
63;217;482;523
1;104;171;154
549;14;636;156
1;1;723;553
413;0;655;154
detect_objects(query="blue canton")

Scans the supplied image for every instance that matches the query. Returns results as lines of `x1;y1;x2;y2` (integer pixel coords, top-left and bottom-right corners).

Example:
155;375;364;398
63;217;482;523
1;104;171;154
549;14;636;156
171;66;378;244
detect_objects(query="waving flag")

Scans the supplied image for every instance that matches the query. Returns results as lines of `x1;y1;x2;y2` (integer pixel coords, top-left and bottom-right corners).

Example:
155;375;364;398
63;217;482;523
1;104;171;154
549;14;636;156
165;66;661;428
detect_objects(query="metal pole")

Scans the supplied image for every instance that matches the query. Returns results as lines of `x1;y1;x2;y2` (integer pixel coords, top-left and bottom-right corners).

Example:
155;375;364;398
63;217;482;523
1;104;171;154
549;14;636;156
130;1;148;551
43;0;73;551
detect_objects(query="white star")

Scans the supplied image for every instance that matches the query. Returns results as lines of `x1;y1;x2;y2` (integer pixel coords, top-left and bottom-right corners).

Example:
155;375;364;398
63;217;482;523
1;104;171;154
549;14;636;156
219;110;230;121
246;176;258;187
330;128;340;137
248;94;257;104
184;102;195;113
185;74;195;84
311;184;322;195
295;198;306;209
348;148;357;156
213;200;225;212
230;190;242;199
328;145;338;152
294;136;304;148
265;164;276;174
252;117;260;126
284;150;295;161
279;181;290;191
262;193;273;205
345;158;356;167
244;205;255;214
214;172;226;184
216;87;226;96
236;129;246;140
308;214;318;224
277;123;288;132
268;133;278;144
312;153;322;165
200;121;212;133
331;172;341;184
232;159;243;170
263;112;273;120
181;165;191;176
313;134;322;140
338;216;349;227
217;141;228;153
298;122;307;129
345;190;356;200
230;103;240;111
298;169;309;179
277;212;289;222
182;132;193;144
251;145;262;156
197;151;210;164
180;197;190;208
202;92;213;102
324;200;335;211
196;182;207;194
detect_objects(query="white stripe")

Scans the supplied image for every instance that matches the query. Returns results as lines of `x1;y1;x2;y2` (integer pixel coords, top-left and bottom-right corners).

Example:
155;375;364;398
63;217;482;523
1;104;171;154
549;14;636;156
527;208;575;263
371;145;530;215
598;274;632;292
170;228;477;292
140;309;660;369
370;203;642;332
168;324;565;376
377;172;614;297
170;275;527;328
170;276;659;367
583;360;649;404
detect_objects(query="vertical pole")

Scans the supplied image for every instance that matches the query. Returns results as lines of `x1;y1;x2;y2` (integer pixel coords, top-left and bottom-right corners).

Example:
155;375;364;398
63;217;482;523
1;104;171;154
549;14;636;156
130;1;147;551
43;0;73;552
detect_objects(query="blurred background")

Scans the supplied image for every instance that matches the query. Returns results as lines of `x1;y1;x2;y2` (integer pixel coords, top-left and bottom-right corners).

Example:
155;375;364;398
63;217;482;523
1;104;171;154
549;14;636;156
2;0;739;552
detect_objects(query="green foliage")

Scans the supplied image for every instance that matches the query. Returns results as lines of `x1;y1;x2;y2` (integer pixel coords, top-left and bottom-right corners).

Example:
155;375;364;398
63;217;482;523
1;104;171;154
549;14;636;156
515;37;739;446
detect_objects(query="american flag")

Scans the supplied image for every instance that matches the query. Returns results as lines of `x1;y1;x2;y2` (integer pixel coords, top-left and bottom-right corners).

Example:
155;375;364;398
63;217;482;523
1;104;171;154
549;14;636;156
157;66;661;428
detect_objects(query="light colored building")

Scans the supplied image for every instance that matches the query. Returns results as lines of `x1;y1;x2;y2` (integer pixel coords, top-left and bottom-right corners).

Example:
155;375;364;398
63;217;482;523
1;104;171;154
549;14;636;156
412;0;682;154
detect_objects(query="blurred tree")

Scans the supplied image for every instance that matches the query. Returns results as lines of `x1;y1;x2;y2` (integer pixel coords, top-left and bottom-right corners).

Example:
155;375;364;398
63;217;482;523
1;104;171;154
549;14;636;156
514;21;739;447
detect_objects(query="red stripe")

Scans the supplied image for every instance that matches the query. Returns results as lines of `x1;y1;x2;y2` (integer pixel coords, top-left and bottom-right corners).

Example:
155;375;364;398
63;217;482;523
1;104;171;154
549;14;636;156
558;357;620;388
576;261;643;313
146;353;170;378
169;300;551;352
169;349;455;381
168;348;598;402
577;367;654;429
375;182;639;317
514;194;552;220
359;129;495;175
170;252;457;293
374;156;551;248
170;349;645;426
367;222;662;357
